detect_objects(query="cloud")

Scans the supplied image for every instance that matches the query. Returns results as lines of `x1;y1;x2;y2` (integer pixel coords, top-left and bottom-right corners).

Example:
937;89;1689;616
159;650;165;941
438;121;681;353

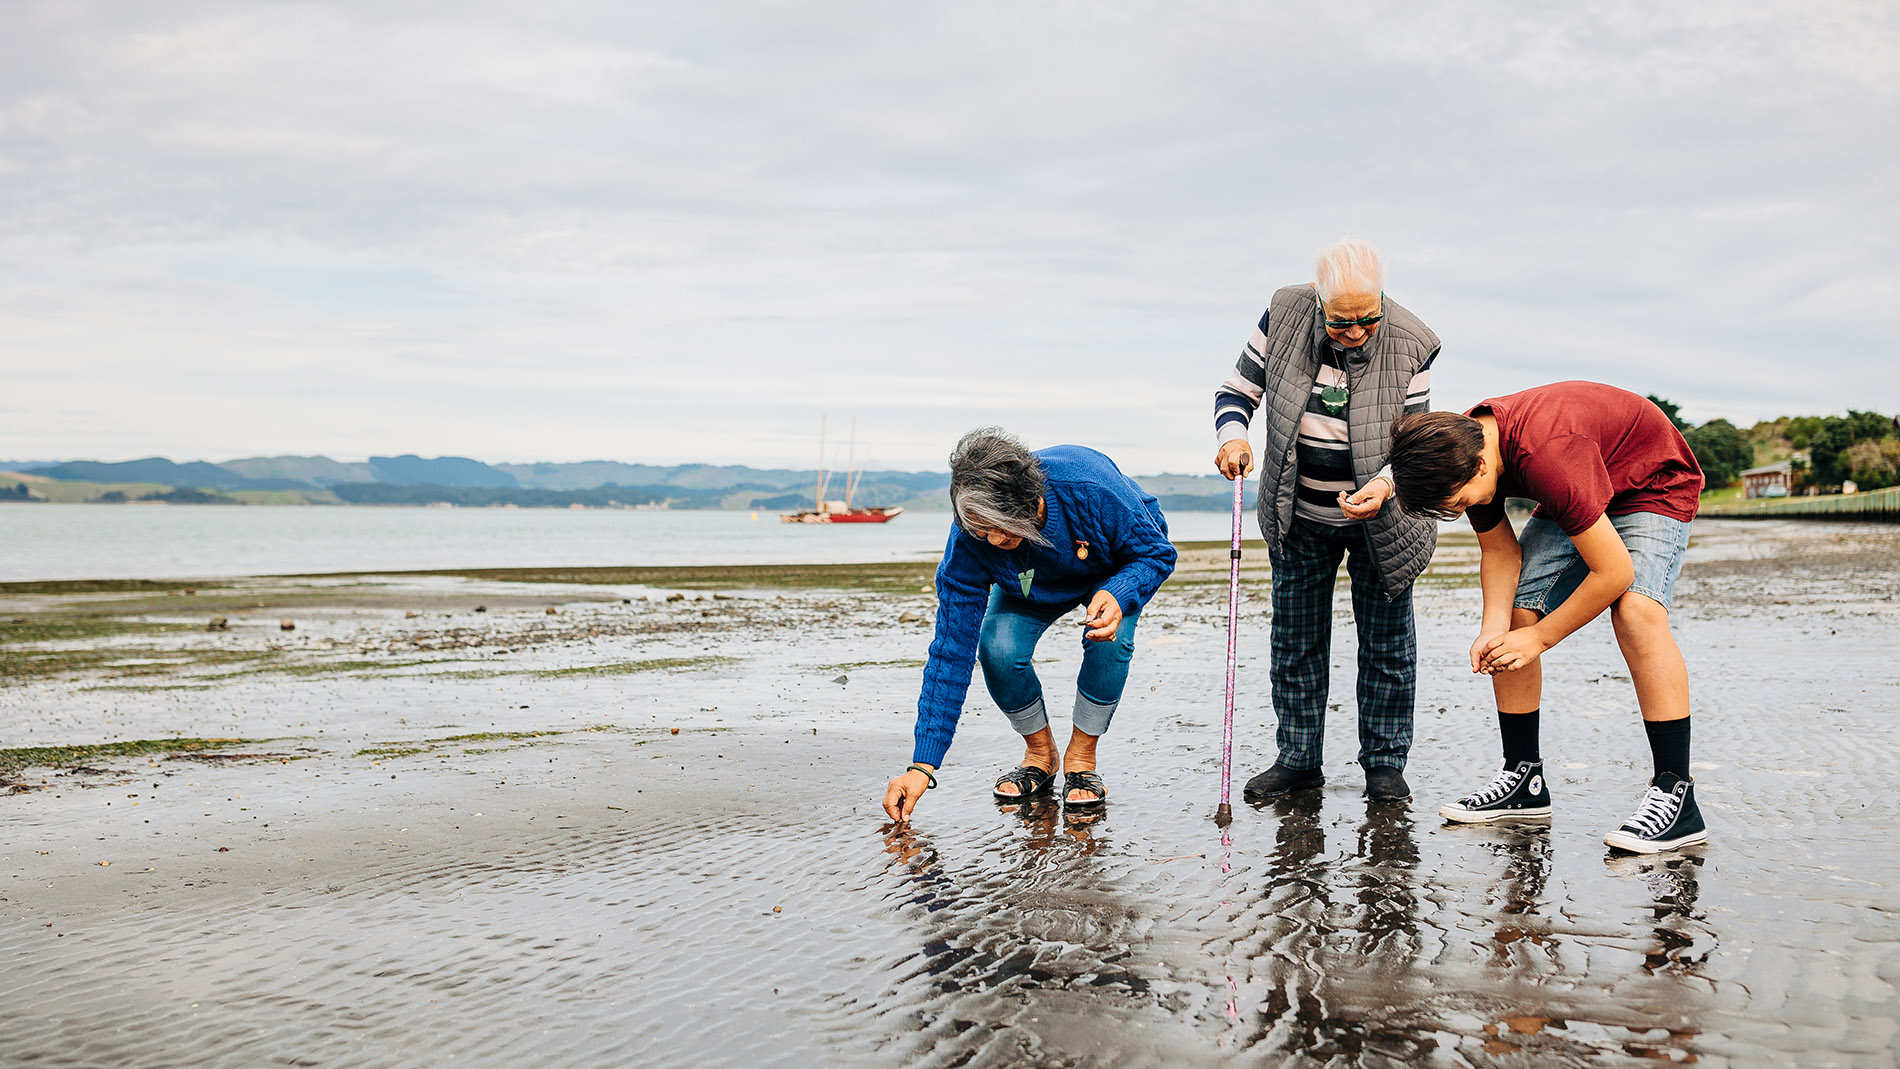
1;0;1895;471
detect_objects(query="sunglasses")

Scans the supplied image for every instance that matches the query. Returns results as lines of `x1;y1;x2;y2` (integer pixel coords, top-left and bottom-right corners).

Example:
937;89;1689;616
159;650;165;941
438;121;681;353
1316;292;1385;330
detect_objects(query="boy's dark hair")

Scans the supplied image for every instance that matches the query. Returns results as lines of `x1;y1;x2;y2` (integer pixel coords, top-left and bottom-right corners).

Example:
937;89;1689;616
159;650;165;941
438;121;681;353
1388;411;1486;520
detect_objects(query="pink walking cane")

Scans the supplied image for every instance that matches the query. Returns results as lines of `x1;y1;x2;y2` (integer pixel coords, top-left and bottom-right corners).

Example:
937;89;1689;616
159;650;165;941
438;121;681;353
1216;471;1245;826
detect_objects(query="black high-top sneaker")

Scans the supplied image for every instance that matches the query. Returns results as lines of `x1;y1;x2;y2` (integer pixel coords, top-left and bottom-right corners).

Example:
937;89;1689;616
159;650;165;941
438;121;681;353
1604;772;1708;853
1439;760;1552;823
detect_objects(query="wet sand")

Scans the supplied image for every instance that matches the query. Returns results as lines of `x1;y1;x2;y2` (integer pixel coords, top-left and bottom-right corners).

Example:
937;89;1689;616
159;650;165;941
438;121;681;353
2;519;1897;1067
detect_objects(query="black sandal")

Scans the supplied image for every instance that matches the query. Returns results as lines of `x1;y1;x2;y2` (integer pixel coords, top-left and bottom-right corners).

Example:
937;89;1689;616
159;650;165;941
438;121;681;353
1063;770;1107;807
992;764;1056;801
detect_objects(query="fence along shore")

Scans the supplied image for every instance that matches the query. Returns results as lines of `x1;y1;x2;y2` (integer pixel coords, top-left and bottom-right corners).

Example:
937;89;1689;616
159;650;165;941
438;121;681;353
1701;485;1900;522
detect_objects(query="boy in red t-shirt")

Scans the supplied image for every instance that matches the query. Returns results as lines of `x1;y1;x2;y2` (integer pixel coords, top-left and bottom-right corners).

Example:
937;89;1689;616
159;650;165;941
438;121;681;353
1385;381;1708;853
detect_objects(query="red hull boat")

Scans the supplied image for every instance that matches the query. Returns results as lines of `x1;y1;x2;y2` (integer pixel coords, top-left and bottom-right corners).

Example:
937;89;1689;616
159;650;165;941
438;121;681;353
782;505;904;524
780;418;903;525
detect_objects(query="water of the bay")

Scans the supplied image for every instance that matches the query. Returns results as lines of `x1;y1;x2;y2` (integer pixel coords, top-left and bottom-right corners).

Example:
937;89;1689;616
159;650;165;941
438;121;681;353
0;504;1247;582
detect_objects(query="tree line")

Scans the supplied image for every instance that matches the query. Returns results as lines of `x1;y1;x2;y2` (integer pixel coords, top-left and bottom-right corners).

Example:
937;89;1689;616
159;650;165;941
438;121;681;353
1648;397;1900;492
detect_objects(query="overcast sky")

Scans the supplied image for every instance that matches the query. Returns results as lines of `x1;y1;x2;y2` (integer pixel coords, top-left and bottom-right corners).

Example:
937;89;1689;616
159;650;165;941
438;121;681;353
3;1;1895;474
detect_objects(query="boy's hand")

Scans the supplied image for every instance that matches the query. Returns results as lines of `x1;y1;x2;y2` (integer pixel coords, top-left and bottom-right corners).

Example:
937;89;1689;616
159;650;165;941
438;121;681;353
1478;628;1549;675
1469;629;1507;673
1082;590;1122;642
1338;477;1393;520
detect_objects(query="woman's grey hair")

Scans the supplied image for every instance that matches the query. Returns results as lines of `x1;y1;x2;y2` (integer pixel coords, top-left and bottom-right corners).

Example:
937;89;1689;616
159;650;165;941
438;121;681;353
948;427;1048;545
1313;237;1386;303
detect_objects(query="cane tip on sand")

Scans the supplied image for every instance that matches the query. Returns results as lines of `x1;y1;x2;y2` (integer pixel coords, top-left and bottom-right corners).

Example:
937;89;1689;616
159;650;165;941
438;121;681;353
1214;803;1232;827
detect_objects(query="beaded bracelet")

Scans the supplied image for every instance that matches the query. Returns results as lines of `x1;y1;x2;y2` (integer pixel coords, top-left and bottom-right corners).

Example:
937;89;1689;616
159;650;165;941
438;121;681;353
906;764;938;789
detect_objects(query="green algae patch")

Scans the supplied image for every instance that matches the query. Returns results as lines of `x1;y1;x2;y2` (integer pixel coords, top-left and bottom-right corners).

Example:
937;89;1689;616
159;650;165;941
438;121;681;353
0;615;196;646
425;656;736;681
357;727;603;762
203;657;459;681
1;644;275;684
325;560;939;593
532;656;736;679
0;579;231;597
440;730;565;744
1171;539;1273;553
815;658;926;672
357;744;433;760
0;737;252;775
0;610;278;685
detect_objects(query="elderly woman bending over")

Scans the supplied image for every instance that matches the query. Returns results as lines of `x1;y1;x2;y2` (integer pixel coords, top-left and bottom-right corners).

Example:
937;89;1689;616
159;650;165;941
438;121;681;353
882;428;1177;821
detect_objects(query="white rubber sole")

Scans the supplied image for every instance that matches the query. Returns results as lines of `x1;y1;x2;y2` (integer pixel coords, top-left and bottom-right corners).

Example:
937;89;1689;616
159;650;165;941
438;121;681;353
1438;803;1553;824
1604;827;1709;854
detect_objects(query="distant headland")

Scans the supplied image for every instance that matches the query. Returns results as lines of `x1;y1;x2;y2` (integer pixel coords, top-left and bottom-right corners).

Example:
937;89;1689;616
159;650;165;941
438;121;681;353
0;454;1260;512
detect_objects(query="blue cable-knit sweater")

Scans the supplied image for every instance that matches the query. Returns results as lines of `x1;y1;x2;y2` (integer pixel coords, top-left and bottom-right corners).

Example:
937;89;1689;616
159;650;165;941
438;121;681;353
912;446;1177;767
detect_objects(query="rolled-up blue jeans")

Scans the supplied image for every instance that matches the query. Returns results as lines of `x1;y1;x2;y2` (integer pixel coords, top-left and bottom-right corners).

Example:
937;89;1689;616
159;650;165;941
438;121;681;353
977;586;1141;738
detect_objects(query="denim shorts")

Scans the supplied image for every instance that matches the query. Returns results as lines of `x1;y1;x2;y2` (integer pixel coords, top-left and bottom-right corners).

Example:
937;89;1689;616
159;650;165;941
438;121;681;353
1514;511;1691;613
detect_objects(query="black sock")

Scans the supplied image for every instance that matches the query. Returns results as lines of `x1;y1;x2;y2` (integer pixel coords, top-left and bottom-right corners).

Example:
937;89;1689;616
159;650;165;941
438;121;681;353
1645;717;1692;782
1498;709;1540;765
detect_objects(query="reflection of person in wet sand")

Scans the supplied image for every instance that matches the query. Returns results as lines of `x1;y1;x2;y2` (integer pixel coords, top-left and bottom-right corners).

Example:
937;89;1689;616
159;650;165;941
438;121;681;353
882;428;1177;820
1386;382;1710;853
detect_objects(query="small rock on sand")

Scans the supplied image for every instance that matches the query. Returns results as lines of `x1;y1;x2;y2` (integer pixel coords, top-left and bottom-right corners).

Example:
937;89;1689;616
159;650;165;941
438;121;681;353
475;605;488;613
207;617;229;631
898;611;921;624
665;593;686;603
545;607;558;615
280;618;295;631
832;674;849;685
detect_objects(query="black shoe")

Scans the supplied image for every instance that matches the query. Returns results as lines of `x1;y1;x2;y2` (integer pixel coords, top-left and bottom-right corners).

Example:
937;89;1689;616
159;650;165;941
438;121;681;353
1243;763;1324;800
1439;760;1552;823
1604;772;1708;853
1364;765;1410;801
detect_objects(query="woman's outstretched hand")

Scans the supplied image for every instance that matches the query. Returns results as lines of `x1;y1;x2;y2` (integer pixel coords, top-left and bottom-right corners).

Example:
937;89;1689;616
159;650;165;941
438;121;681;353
882;765;934;821
1083;590;1122;642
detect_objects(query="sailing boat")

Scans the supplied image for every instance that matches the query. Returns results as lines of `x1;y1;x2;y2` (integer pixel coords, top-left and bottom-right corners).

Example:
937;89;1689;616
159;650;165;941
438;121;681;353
780;418;905;524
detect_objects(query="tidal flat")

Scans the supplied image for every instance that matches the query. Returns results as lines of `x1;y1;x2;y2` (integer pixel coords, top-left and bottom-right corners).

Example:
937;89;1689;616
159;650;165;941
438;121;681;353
1;519;1896;1067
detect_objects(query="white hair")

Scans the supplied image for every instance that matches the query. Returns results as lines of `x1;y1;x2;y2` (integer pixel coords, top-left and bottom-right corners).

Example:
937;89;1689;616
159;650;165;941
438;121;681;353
1313;237;1386;303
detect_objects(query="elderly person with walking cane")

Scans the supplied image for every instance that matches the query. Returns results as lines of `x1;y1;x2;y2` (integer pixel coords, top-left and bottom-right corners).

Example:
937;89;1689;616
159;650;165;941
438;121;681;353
1213;238;1440;802
882;428;1177;821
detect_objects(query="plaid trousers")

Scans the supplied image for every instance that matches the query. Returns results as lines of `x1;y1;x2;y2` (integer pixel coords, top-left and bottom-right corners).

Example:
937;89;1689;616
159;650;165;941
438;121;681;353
1267;515;1417;771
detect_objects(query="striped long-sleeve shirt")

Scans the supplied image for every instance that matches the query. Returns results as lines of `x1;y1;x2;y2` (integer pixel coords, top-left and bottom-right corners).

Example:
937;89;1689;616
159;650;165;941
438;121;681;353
1214;308;1434;525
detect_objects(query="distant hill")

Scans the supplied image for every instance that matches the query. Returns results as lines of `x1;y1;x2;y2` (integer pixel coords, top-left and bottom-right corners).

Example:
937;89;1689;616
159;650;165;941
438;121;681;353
330;482;710;508
495;461;682;491
9;453;953;508
220;456;378;486
367;455;519;488
3;454;1257;510
23;458;304;492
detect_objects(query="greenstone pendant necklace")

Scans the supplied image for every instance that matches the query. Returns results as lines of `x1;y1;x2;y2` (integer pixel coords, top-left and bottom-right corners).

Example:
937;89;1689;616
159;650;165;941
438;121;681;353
1319;381;1349;416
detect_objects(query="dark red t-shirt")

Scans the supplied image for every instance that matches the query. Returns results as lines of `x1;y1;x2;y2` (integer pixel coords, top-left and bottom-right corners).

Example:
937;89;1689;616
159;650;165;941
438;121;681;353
1465;381;1704;536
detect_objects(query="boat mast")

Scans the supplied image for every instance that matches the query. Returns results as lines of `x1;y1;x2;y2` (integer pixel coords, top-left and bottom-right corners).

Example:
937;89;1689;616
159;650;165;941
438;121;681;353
814;416;828;512
844;419;859;510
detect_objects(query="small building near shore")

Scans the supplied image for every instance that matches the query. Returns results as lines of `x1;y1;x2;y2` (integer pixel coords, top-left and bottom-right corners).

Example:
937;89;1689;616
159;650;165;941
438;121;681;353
1741;460;1793;498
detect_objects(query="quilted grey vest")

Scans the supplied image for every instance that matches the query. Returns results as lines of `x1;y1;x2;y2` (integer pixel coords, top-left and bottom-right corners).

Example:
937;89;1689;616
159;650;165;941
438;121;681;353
1253;284;1440;601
